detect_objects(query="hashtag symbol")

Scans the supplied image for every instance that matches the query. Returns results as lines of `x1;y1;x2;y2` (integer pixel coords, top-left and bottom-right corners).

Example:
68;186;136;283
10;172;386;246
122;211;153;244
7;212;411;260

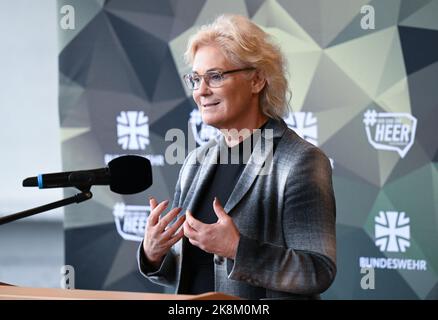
113;202;125;218
363;109;377;127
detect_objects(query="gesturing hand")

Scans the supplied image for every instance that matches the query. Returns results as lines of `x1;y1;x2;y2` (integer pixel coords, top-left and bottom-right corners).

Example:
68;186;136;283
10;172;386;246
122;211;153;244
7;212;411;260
143;197;185;268
183;197;240;259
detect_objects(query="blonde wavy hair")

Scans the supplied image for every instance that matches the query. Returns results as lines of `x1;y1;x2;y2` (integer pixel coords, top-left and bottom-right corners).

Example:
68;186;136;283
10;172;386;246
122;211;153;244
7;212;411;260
184;14;291;120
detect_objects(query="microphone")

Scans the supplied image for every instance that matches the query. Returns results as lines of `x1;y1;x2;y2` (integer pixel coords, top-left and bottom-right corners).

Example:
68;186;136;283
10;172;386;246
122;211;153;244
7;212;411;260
22;155;152;195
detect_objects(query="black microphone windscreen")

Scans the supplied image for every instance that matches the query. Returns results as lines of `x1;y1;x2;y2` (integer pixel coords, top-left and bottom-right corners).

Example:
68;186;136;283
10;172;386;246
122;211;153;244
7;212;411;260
23;177;38;187
108;155;152;194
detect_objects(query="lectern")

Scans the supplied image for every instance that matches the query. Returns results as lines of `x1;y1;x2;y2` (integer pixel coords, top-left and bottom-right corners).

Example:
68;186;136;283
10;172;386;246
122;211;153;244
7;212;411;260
0;284;240;300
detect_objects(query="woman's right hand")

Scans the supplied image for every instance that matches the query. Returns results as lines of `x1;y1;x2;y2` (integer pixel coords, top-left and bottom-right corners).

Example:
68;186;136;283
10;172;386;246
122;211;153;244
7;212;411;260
142;197;185;269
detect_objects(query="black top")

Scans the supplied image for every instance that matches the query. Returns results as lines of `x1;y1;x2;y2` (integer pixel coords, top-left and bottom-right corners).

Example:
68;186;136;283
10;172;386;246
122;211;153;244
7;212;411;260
182;121;269;294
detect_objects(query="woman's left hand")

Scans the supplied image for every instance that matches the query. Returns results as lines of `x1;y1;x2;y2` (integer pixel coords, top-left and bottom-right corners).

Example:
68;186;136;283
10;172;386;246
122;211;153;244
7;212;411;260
183;197;240;259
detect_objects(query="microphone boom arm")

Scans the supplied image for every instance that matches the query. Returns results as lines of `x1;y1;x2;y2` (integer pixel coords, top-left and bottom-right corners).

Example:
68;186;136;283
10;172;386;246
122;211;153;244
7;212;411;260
0;191;93;226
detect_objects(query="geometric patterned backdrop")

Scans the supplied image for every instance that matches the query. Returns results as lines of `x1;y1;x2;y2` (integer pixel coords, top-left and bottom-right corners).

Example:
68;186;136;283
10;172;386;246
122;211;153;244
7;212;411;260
58;0;438;299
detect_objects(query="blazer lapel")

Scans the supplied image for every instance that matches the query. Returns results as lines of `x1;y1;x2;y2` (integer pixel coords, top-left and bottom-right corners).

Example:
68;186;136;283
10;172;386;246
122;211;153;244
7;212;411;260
181;141;220;213
224;118;287;214
178;140;219;294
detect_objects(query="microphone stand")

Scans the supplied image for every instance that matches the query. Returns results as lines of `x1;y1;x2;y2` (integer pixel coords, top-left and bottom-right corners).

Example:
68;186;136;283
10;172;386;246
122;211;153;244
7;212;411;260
0;189;92;226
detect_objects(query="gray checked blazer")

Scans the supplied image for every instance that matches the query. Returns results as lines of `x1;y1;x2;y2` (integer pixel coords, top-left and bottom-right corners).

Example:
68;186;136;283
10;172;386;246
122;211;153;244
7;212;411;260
138;117;336;299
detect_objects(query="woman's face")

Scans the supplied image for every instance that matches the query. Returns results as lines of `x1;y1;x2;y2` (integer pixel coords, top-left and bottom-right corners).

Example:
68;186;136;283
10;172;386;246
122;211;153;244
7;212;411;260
191;45;258;130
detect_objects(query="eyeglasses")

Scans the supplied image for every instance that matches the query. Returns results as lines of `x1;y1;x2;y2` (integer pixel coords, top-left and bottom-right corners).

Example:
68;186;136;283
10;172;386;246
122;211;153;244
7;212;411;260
183;67;256;90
